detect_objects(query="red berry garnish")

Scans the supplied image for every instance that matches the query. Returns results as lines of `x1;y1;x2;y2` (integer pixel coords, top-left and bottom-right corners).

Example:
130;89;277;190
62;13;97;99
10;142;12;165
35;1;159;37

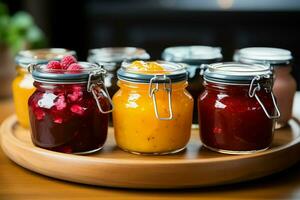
47;61;62;69
70;104;85;115
67;63;82;73
60;55;77;69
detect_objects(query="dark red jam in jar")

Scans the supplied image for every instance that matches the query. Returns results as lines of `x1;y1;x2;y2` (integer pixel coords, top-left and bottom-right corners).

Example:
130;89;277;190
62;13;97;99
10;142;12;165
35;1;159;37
162;46;222;126
28;59;113;154
198;62;280;154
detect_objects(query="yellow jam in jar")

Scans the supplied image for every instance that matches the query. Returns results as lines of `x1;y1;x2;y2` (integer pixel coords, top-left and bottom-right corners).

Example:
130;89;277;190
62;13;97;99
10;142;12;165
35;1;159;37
12;48;76;128
113;61;193;155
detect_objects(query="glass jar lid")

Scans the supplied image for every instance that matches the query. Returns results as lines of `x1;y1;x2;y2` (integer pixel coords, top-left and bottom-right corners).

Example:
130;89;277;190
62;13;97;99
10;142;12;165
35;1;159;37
234;47;293;65
88;47;150;63
162;46;223;64
16;48;76;68
204;62;272;84
117;60;187;83
30;62;104;84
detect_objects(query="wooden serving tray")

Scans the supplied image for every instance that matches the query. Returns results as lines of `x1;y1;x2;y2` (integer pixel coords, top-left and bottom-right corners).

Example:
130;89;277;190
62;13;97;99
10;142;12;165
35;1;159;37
1;115;300;189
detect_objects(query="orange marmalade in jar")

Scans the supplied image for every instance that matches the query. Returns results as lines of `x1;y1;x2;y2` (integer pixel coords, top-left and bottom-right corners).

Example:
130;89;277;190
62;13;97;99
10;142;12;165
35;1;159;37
12;48;76;128
113;61;193;155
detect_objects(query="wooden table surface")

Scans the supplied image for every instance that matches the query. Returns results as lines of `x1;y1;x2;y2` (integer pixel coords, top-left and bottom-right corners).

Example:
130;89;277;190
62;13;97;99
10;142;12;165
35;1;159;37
1;94;300;200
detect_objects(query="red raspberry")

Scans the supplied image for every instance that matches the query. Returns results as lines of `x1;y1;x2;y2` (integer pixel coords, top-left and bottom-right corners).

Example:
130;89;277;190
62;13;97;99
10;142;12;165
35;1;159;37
47;61;62;69
55;94;67;110
60;55;77;69
67;63;82;73
70;104;85;115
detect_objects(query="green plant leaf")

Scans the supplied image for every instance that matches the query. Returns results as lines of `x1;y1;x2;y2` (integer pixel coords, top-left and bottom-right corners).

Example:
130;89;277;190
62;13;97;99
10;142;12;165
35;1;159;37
10;11;34;32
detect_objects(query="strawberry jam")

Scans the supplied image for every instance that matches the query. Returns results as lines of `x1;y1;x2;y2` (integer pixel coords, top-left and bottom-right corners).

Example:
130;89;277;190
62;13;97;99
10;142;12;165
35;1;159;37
198;62;280;154
28;58;112;154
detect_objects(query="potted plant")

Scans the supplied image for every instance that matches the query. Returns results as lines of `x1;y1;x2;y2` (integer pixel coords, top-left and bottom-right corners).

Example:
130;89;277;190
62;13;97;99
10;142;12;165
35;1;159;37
0;2;46;98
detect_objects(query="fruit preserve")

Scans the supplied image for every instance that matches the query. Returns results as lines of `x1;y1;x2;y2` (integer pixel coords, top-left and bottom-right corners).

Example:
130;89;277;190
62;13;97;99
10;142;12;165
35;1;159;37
162;46;222;126
234;47;296;128
28;57;113;154
113;61;193;155
13;48;76;128
198;62;280;154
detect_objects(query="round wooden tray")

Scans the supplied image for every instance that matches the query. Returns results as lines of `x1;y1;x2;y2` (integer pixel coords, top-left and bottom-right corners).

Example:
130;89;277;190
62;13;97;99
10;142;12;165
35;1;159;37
1;115;300;189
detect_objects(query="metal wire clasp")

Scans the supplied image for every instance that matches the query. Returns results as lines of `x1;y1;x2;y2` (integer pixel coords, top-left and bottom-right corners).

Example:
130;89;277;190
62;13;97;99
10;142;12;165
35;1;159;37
149;75;173;120
87;69;114;114
27;63;38;73
248;75;280;119
199;64;209;76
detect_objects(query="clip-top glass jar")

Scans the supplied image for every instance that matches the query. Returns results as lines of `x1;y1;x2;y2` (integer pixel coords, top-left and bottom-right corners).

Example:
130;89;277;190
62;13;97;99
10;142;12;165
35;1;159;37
28;62;113;154
113;60;193;155
162;46;222;126
198;62;280;154
234;47;296;128
13;48;76;128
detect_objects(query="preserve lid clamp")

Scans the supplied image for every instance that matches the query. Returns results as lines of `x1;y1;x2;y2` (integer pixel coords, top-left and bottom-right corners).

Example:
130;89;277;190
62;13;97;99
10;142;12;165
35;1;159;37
162;46;223;65
204;62;272;84
234;47;293;66
117;61;187;83
16;48;76;68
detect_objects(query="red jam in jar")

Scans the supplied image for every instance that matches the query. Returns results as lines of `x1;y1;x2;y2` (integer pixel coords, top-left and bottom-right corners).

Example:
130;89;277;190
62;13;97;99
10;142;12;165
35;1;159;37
28;57;113;154
198;62;280;154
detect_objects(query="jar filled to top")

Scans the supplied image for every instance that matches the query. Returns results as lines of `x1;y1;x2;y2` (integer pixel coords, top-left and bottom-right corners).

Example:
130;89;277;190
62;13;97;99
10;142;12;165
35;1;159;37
13;48;76;128
199;62;280;154
28;57;113;154
113;60;193;154
234;47;295;128
162;46;222;125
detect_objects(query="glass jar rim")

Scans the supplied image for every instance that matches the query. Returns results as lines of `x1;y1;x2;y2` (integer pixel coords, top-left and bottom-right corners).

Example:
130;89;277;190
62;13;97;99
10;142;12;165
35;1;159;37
162;45;223;64
234;47;293;66
117;60;187;83
15;48;76;68
204;62;272;84
30;62;104;84
87;47;150;63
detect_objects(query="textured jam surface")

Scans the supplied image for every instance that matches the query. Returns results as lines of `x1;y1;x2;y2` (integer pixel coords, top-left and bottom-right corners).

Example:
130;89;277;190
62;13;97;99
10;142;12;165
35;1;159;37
127;61;168;74
28;83;109;153
198;83;275;152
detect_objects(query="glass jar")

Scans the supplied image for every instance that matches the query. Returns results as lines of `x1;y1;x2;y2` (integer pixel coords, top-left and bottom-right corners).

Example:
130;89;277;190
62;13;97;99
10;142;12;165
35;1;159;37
28;62;113;154
162;46;222;127
12;48;76;128
234;47;296;128
113;61;193;155
199;62;280;154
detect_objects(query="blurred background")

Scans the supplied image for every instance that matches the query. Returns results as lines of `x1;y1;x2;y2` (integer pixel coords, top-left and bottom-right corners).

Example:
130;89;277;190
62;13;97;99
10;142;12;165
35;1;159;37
1;0;300;98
